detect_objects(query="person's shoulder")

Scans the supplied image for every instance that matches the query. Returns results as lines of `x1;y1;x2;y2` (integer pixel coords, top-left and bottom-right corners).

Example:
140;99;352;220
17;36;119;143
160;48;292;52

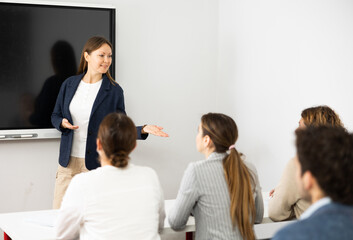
77;167;100;178
130;164;162;186
287;156;297;168
110;80;122;89
66;73;82;82
69;170;93;186
275;204;353;239
131;164;158;178
60;74;81;87
189;159;209;172
193;153;225;167
272;221;303;239
192;153;227;171
316;203;353;221
327;202;353;211
73;167;113;187
108;81;124;98
132;164;155;172
273;218;319;240
103;76;123;92
193;159;206;167
277;156;297;182
187;159;218;178
309;204;353;238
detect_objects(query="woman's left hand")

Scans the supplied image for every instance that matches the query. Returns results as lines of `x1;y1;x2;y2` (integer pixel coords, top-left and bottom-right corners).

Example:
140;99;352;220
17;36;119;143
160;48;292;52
269;189;275;197
142;125;169;137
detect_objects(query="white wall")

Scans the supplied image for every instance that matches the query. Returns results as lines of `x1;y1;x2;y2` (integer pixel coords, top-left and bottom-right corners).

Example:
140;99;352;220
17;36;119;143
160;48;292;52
0;139;59;212
217;0;353;190
113;0;219;199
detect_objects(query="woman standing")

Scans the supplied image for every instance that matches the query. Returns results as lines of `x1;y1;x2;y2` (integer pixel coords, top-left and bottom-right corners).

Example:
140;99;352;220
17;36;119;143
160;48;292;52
51;36;168;208
168;113;263;240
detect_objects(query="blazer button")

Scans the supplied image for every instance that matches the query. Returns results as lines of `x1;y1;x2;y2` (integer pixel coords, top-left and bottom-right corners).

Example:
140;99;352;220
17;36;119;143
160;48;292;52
87;150;91;154
88;131;92;136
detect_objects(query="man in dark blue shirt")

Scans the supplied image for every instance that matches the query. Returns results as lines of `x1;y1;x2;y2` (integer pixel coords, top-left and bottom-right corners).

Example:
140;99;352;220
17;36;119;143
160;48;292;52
273;125;353;240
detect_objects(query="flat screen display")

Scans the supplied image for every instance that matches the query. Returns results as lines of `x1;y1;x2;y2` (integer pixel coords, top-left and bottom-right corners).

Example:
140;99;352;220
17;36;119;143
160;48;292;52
0;2;115;131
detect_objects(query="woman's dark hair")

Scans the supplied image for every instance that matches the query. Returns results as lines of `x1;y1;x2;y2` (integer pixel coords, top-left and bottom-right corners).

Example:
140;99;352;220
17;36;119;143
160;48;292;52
201;113;255;240
97;113;137;168
77;36;115;85
301;105;343;127
296;126;353;205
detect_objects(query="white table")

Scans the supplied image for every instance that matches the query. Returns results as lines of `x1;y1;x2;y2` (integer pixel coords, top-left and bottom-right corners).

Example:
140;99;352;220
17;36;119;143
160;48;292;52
0;198;293;240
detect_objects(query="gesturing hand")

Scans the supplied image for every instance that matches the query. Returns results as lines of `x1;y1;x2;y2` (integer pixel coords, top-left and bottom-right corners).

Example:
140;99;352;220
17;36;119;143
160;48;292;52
142;125;169;137
61;118;79;130
269;189;275;197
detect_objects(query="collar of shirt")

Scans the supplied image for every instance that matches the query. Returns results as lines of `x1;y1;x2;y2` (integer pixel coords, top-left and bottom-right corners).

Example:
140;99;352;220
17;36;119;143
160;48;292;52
207;152;227;160
300;197;331;220
99;164;134;171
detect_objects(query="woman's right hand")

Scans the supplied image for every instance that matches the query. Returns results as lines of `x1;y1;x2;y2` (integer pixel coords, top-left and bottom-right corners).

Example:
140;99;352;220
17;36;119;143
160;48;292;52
61;118;79;130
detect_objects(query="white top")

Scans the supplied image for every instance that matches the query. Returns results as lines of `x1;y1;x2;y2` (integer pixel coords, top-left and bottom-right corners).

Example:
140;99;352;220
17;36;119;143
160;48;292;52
69;80;102;158
55;165;165;240
300;197;331;220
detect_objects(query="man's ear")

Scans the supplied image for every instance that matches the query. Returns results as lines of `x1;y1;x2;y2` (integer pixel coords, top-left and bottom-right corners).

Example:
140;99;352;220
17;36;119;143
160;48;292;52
302;171;314;192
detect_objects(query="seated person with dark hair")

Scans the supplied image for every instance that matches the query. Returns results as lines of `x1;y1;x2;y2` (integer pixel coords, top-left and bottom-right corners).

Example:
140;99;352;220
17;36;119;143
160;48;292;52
55;113;165;240
273;126;353;240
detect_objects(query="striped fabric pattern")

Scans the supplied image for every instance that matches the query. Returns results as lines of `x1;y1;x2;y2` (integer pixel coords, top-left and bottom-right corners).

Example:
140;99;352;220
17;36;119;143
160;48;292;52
168;152;264;240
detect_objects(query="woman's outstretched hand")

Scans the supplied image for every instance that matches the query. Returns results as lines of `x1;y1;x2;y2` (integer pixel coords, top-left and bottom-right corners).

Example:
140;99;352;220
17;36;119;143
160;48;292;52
142;125;169;137
269;189;275;198
61;118;79;130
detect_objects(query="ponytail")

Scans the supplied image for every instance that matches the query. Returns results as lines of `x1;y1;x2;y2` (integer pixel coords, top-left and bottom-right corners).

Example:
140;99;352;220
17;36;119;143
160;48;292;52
110;150;129;168
200;113;256;240
223;148;255;240
97;113;137;168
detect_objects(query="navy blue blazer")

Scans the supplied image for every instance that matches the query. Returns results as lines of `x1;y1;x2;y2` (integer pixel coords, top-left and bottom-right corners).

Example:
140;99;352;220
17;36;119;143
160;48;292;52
272;202;353;240
51;73;148;170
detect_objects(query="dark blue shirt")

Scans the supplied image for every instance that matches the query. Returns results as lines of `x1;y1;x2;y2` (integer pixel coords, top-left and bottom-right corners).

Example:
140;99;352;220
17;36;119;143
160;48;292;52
272;202;353;240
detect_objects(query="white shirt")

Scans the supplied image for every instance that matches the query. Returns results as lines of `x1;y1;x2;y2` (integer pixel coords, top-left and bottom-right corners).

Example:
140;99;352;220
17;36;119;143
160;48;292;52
300;197;331;220
69;80;102;158
55;164;165;240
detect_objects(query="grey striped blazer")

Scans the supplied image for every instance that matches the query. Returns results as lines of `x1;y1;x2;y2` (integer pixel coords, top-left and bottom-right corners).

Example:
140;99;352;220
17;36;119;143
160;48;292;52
168;152;264;240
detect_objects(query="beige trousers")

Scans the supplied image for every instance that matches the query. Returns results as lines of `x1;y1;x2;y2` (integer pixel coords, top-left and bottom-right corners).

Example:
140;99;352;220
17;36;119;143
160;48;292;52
53;156;88;209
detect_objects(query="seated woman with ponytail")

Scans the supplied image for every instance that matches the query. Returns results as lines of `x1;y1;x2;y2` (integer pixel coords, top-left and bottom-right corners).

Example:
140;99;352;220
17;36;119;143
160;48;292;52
55;113;165;240
168;113;264;240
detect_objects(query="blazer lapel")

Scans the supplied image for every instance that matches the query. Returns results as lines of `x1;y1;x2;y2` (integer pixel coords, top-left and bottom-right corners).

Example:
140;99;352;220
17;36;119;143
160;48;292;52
90;76;111;118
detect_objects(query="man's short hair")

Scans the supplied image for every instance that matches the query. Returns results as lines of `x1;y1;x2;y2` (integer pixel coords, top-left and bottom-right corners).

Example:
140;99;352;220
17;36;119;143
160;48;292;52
295;125;353;205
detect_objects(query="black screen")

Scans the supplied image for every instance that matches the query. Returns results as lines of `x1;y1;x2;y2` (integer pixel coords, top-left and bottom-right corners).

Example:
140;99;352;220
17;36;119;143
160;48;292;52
0;3;115;130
